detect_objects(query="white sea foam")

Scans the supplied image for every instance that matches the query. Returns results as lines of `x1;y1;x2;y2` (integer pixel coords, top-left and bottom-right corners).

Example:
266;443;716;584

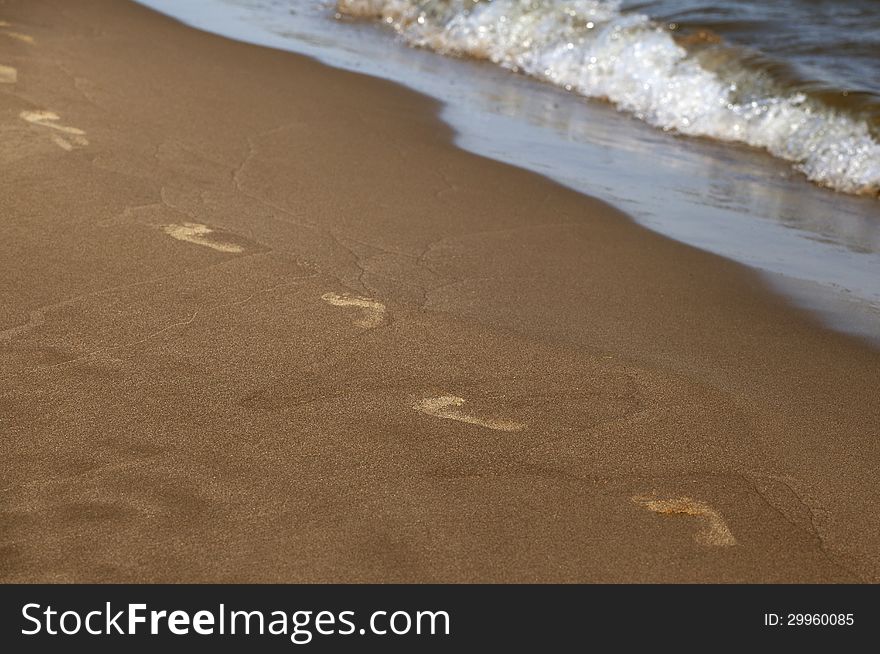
337;0;880;196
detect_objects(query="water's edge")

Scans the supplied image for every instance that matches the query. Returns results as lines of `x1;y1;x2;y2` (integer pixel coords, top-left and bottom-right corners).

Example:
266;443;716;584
132;0;880;346
339;0;880;197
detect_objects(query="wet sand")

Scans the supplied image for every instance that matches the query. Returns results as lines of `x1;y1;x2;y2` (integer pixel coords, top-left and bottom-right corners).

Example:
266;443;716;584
1;0;878;583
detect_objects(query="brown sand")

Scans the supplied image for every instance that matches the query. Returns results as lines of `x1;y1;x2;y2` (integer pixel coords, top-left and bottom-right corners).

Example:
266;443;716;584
1;0;878;583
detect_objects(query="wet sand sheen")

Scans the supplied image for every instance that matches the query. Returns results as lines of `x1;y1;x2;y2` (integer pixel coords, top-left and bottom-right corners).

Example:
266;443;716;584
0;0;878;583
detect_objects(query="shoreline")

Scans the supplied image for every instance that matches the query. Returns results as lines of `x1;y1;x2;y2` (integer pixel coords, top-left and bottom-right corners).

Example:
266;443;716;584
134;0;880;346
1;0;878;582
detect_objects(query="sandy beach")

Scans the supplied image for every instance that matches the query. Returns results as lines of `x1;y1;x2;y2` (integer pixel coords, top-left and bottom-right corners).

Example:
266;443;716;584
1;0;879;583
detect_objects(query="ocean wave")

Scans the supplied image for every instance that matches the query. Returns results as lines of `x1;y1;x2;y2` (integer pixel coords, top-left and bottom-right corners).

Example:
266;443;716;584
336;0;880;196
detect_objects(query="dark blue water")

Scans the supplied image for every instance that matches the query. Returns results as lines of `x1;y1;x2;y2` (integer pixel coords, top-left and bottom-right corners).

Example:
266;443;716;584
626;0;880;104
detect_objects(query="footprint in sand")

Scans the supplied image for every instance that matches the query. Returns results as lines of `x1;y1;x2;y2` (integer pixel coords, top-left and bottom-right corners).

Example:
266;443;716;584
0;64;16;84
413;395;525;432
632;495;736;547
321;292;386;329
160;222;244;253
2;29;34;44
20;110;88;151
1;20;34;43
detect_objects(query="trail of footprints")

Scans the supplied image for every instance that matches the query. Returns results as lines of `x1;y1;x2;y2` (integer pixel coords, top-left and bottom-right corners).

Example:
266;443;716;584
320;290;734;546
1;12;735;550
2;21;88;150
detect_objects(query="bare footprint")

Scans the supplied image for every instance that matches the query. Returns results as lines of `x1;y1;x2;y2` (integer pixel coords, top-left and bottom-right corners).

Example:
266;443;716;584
0;64;16;84
3;30;34;44
632;495;736;546
20;110;88;150
160;222;244;253
321;292;385;329
413;395;525;432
